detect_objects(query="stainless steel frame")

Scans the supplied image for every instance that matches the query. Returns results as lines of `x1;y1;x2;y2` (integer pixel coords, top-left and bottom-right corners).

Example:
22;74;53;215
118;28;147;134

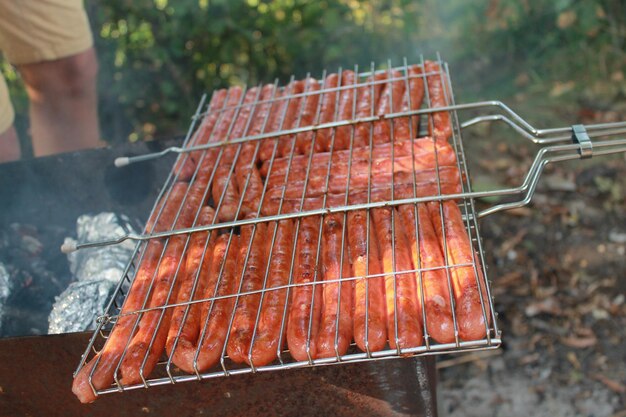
69;54;625;399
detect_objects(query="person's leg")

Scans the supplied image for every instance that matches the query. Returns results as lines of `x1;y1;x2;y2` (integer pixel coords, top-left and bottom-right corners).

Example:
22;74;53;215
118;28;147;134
17;47;102;157
0;0;101;158
0;126;21;163
0;73;20;163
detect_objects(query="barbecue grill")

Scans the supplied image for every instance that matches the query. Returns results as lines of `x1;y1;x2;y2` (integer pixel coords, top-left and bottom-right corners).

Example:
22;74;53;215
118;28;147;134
0;56;600;416
64;55;626;408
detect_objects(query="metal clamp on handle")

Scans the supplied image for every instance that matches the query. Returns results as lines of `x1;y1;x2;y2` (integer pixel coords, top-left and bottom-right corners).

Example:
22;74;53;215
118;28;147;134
572;124;593;159
460;103;626;218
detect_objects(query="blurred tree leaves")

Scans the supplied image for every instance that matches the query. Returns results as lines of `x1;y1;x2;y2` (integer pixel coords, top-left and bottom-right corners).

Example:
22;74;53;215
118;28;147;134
1;0;624;145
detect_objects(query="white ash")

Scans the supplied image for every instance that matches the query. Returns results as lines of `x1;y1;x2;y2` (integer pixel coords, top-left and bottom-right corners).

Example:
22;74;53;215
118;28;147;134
0;263;11;334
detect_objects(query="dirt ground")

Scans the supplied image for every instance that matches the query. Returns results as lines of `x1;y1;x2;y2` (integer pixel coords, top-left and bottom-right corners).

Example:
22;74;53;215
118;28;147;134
438;97;626;417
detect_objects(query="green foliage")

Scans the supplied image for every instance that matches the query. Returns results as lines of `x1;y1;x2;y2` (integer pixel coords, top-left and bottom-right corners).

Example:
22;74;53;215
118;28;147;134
89;0;426;142
1;0;624;145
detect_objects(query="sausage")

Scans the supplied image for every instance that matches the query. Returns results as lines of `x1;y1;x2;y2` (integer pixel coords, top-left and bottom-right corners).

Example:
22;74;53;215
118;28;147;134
264;149;458;192
236;166;266;216
277;81;306;157
145;182;189;234
263;165;461;200
211;88;260;221
118;235;187;385
348;206;387;353
172;89;228;181
372;206;423;350
189;88;229;164
396;201;455;344
208;87;245;147
262;150;455;189
237;84;276;164
332;70;357;150
424;61;452;142
212;164;241;222
248;85;277;137
238;84;276;167
193;88;245;190
427;201;491;341
373;70;405;145
394;65;424;141
194;89;229;145
225;87;260;157
287;215;323;361
118;178;209;385
260;177;462;218
248;219;295;366
226;217;269;363
316;214;354;358
315;73;340;152
166;206;217;373
295;78;321;154
259;137;456;178
236;85;277;215
72;240;165;403
353;72;387;148
258;89;287;162
192;234;242;372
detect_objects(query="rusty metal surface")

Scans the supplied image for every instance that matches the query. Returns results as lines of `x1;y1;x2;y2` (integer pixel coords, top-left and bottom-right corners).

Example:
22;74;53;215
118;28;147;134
0;332;437;416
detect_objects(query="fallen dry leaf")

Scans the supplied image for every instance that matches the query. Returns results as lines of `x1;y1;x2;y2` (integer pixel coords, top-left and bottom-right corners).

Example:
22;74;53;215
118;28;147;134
566;351;581;370
560;335;598;349
590;373;626;394
525;296;562;317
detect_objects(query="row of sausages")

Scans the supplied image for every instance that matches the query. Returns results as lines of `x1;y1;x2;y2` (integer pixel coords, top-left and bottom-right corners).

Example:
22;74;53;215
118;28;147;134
73;191;490;404
172;61;453;223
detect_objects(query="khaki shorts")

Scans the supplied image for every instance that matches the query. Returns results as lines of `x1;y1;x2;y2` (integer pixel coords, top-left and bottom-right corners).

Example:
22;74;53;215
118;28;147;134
0;0;94;133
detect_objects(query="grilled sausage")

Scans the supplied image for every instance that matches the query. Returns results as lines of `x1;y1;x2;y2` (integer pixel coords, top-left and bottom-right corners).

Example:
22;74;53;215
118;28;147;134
72;240;165;403
238;84;276;167
394;65;424;141
236;85;277;215
353;72;387;148
118;178;210;385
427;201;491;341
258;88;287;162
349;207;387;353
260;178;462;218
315;73;340;152
212;164;241;222
295;78;321;155
316;214;353;358
287;215;323;361
259;137;456;178
248;219;295;366
172;89;228;181
145;182;189;234
227;217;269;363
194;88;245;190
396;201;455;344
264;151;458;192
373;70;405;145
166;206;216;372
277;80;306;158
333;70;357;150
118;235;187;385
264;165;461;200
424;61;452;142
372;206;423;350
189;88;229;164
193;234;242;371
212;88;260;221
